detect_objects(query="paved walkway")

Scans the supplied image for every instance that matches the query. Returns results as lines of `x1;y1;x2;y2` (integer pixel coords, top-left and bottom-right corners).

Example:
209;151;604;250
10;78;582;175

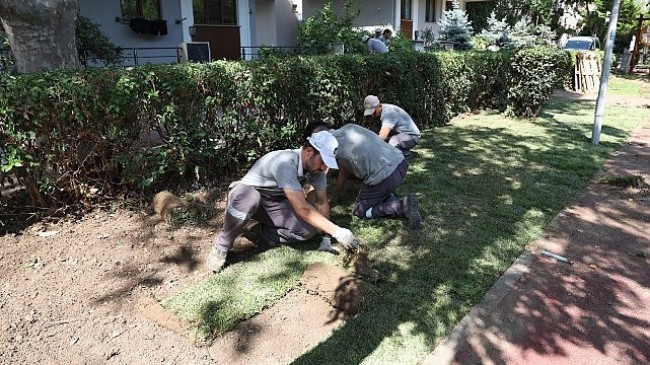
424;120;650;365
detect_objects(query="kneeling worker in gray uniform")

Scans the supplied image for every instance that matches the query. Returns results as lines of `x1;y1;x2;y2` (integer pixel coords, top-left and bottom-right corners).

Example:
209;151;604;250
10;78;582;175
305;122;421;230
363;95;421;158
206;131;359;273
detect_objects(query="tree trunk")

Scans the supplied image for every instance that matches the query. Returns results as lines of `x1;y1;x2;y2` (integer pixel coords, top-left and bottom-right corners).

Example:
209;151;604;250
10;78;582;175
0;0;79;73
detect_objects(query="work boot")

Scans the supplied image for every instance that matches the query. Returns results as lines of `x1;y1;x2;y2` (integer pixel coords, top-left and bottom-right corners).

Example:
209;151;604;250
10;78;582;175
206;247;228;273
402;194;422;230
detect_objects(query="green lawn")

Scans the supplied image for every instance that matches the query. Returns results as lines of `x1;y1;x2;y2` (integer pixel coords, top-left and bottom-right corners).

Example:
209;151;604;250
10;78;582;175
162;84;650;363
607;73;650;97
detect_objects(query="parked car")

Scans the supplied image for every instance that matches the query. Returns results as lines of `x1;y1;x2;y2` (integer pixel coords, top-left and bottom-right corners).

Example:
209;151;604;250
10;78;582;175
563;36;601;52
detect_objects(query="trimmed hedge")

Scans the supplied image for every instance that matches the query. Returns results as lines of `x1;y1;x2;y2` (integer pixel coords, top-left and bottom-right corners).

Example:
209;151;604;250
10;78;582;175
0;48;571;208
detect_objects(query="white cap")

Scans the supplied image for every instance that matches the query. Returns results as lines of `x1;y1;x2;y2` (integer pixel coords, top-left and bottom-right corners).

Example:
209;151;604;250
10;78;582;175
361;35;370;43
363;95;380;116
375;27;382;33
307;131;338;169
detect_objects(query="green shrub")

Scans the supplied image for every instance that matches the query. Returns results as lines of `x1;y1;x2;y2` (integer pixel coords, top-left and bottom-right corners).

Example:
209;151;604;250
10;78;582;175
297;0;360;55
0;49;570;210
506;46;572;118
76;15;123;66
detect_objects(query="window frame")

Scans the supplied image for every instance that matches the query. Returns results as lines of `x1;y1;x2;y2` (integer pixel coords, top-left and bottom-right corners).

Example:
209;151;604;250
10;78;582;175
193;0;238;25
120;0;162;21
425;0;435;22
401;0;412;20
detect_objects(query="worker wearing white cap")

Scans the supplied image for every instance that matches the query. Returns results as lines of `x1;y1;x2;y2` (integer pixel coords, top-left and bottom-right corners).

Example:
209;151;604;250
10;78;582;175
206;131;358;273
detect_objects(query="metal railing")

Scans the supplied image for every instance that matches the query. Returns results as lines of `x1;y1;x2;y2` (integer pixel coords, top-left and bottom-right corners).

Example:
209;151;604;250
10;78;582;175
238;46;303;60
120;47;183;65
2;45;307;73
80;47;183;67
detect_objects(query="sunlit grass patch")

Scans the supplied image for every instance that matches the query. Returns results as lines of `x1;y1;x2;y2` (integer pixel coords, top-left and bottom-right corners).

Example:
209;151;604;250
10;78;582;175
162;245;338;343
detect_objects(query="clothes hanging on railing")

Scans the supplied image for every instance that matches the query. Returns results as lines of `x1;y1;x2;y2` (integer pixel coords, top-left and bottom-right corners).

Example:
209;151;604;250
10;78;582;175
129;18;167;36
150;20;168;36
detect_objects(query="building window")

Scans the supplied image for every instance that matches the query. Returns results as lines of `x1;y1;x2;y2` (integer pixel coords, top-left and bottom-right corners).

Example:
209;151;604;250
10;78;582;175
445;1;454;11
401;0;412;20
425;0;435;22
193;0;237;25
121;0;162;20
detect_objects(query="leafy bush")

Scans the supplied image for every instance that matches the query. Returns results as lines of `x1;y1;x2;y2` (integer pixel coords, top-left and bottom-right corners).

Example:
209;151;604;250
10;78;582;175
506;46;572;118
387;33;415;53
0;49;571;211
297;0;360;55
76;15;123;66
0;30;13;74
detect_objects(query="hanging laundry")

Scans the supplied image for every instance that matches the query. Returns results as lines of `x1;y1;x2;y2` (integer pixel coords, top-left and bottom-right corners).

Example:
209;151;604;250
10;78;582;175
150;20;168;36
129;18;167;36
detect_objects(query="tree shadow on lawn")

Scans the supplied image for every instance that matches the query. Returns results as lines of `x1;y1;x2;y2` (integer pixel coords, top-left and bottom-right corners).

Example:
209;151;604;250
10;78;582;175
290;118;647;364
437;179;650;364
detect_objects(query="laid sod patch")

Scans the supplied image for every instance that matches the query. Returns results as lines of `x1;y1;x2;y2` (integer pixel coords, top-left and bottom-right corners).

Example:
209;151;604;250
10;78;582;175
599;174;645;188
161;93;650;363
161;245;338;343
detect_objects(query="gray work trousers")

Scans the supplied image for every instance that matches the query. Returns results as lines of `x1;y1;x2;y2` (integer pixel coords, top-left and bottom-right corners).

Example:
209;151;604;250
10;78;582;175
214;183;318;251
388;133;419;157
352;159;408;219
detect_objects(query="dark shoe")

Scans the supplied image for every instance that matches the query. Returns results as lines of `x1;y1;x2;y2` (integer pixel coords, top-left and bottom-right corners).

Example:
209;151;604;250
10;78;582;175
403;194;422;230
404;150;419;159
265;240;282;248
206;247;228;273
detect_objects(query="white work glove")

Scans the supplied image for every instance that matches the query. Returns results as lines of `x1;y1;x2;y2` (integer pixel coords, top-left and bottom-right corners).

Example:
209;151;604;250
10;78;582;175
332;226;359;251
318;235;339;255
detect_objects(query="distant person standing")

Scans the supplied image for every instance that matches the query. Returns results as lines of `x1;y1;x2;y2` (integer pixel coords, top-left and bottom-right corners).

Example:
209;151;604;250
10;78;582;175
362;35;388;54
363;95;421;158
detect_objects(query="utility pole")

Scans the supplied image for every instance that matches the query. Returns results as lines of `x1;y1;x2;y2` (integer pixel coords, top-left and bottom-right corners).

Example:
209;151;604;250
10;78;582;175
592;0;622;145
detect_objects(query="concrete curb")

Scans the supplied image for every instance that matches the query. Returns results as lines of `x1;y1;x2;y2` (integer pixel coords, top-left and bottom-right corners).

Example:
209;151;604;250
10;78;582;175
421;250;535;365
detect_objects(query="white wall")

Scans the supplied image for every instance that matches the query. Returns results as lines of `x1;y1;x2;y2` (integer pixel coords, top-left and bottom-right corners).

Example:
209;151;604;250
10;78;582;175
78;0;189;65
256;0;277;46
239;0;252;51
302;0;395;32
275;0;300;47
356;0;395;29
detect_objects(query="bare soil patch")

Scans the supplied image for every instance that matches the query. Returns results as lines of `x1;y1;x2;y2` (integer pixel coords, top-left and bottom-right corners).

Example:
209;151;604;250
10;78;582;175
0;188;376;364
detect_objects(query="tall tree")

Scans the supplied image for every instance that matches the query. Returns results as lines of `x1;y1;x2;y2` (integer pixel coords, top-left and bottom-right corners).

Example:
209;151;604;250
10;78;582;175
0;0;79;73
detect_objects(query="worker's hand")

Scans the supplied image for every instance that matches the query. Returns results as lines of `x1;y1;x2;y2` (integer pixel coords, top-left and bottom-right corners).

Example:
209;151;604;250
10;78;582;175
332;226;359;251
318;235;339;255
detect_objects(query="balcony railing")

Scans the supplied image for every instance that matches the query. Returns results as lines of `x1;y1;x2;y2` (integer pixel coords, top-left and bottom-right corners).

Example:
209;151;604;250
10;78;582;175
1;45;306;73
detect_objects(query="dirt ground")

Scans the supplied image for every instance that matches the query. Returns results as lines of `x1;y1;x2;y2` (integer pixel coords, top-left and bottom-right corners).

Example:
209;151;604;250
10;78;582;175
1;87;648;365
0;191;376;365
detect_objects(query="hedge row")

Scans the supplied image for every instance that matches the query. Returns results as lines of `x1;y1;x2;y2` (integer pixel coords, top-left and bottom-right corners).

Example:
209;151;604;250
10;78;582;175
0;47;572;208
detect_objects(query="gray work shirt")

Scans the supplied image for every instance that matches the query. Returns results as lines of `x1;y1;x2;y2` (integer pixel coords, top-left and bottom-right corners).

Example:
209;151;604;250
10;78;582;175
380;103;421;139
238;148;327;197
331;124;404;186
367;38;389;53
